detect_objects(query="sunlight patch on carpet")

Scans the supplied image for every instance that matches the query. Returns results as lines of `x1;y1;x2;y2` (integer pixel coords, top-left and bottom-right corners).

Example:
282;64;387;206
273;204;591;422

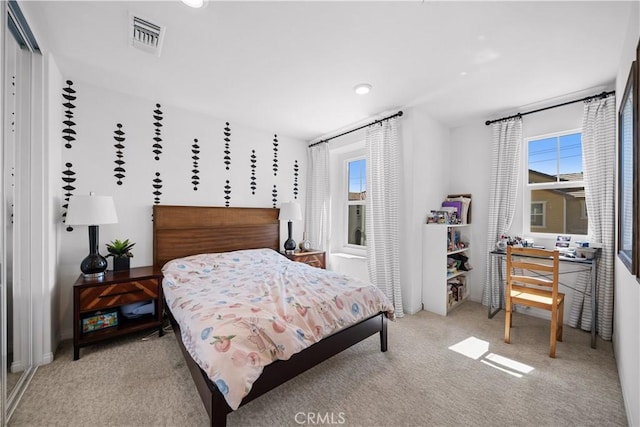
449;336;535;378
448;336;489;360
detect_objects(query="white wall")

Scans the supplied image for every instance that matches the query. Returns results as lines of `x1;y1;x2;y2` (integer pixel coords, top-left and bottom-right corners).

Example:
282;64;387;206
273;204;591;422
401;106;451;314
56;80;307;339
613;3;639;425
449;122;491;303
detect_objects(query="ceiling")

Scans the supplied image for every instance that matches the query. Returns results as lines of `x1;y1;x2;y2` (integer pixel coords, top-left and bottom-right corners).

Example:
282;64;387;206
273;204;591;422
22;1;633;141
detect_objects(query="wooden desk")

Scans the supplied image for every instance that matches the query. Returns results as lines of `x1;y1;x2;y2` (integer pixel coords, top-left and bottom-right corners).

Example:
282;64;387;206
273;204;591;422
489;249;598;349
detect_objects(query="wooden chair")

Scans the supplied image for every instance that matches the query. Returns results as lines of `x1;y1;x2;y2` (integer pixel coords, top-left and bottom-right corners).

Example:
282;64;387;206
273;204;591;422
504;246;564;358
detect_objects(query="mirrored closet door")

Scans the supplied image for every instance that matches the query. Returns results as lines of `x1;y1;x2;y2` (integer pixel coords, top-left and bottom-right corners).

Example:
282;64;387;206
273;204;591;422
2;1;40;423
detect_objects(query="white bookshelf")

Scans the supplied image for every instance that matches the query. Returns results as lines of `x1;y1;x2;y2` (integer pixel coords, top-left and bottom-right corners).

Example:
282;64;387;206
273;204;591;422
422;223;471;315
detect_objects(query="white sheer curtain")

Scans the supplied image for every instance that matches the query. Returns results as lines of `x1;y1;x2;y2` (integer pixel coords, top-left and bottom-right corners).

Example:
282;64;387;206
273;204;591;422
568;96;616;340
305;143;331;252
365;118;404;317
483;118;523;308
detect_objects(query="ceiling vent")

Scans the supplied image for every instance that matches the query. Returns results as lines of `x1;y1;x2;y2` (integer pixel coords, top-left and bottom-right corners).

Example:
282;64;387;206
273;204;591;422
129;14;165;57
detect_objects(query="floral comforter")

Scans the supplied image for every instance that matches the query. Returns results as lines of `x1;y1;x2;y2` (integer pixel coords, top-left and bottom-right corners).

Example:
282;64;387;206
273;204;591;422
162;248;394;410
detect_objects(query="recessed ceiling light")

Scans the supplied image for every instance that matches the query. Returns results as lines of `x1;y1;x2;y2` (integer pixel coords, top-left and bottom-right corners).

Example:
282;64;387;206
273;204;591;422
354;83;372;95
459;71;468;76
181;0;206;8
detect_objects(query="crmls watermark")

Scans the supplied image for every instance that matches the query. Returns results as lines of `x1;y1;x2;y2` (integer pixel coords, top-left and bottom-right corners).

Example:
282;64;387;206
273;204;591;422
294;412;346;425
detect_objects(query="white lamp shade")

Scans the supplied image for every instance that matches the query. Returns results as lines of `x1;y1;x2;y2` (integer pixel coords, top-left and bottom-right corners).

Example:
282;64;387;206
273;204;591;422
66;194;118;225
279;202;302;221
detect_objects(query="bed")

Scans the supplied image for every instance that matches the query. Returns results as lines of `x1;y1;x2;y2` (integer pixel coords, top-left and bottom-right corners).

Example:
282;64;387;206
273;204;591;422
153;205;393;427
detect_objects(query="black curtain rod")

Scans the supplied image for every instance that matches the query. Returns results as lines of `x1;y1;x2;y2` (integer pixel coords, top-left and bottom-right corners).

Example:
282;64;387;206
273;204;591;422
309;110;403;148
484;90;615;126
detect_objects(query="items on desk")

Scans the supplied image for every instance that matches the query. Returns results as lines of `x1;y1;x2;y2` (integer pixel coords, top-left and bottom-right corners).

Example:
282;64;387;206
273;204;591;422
576;247;597;260
555;235;571;248
495;235;532;252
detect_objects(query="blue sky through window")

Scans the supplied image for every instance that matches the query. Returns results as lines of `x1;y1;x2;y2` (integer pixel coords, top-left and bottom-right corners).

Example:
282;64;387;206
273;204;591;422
528;133;582;178
348;159;366;194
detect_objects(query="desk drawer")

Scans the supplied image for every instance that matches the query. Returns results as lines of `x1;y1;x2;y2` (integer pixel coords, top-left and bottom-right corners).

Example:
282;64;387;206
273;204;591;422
79;279;159;312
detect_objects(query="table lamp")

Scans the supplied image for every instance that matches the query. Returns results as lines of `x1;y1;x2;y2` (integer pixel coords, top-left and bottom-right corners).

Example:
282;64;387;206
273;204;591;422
66;192;118;278
279;201;302;254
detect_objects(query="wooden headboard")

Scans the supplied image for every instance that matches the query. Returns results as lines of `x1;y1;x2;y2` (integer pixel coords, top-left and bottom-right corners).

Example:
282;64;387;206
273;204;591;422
153;205;280;268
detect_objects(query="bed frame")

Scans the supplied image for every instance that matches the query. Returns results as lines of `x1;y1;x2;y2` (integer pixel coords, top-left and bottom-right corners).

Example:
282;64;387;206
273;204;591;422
153;205;388;427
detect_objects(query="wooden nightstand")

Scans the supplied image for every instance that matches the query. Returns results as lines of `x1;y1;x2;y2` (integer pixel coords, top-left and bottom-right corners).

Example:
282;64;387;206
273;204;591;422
73;266;164;360
282;250;326;269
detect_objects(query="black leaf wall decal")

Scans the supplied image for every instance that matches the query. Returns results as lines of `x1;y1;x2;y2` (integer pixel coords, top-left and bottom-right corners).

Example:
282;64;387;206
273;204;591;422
224;180;231;207
152;172;163;204
61;162;76;232
293;160;299;200
272;184;278;209
10;77;15;134
152;104;163;160
272;134;279;176
62;80;77;149
250;149;257;195
113;123;126;185
192;138;200;191
223;122;231;171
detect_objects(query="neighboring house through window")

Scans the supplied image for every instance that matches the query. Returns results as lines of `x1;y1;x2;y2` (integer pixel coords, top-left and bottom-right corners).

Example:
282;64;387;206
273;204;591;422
530;201;546;228
525;130;588;235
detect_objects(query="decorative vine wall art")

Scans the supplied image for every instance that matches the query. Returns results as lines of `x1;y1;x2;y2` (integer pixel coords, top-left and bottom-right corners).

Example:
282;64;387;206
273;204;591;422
224;180;231;207
272;134;279;176
293;160;299;200
152;104;163;160
62;80;77;149
61;162;76;232
192;138;200;191
250;149;257;195
272;184;278;208
223;122;231;170
113;123;126;185
152;172;163;204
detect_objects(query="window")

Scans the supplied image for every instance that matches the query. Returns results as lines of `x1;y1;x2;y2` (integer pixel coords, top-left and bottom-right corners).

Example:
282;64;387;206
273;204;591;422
347;158;366;246
618;59;637;275
525;131;587;235
530;201;546;227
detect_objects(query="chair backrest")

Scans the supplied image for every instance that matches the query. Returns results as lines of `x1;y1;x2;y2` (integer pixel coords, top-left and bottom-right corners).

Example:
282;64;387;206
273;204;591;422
506;246;560;303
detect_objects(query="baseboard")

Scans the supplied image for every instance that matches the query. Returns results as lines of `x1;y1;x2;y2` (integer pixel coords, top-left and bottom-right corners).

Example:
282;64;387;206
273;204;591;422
40;352;54;365
10;360;24;373
60;328;73;341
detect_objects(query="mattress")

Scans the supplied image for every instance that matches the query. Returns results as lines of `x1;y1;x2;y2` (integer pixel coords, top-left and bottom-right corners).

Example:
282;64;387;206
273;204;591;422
162;248;394;409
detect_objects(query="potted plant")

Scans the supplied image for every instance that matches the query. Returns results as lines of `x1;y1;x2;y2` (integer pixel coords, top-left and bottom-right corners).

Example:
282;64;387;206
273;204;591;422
105;239;135;271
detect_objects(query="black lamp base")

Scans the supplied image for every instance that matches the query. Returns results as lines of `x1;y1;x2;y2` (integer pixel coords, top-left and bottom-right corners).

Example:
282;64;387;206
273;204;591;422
80;253;108;278
284;220;296;254
81;225;108;278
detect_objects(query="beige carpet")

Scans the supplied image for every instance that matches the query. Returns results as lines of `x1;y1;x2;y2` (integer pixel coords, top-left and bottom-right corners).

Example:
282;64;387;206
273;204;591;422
9;302;627;426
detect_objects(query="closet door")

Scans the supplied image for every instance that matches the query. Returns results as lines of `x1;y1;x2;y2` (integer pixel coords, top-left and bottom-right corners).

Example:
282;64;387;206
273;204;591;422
1;1;40;423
